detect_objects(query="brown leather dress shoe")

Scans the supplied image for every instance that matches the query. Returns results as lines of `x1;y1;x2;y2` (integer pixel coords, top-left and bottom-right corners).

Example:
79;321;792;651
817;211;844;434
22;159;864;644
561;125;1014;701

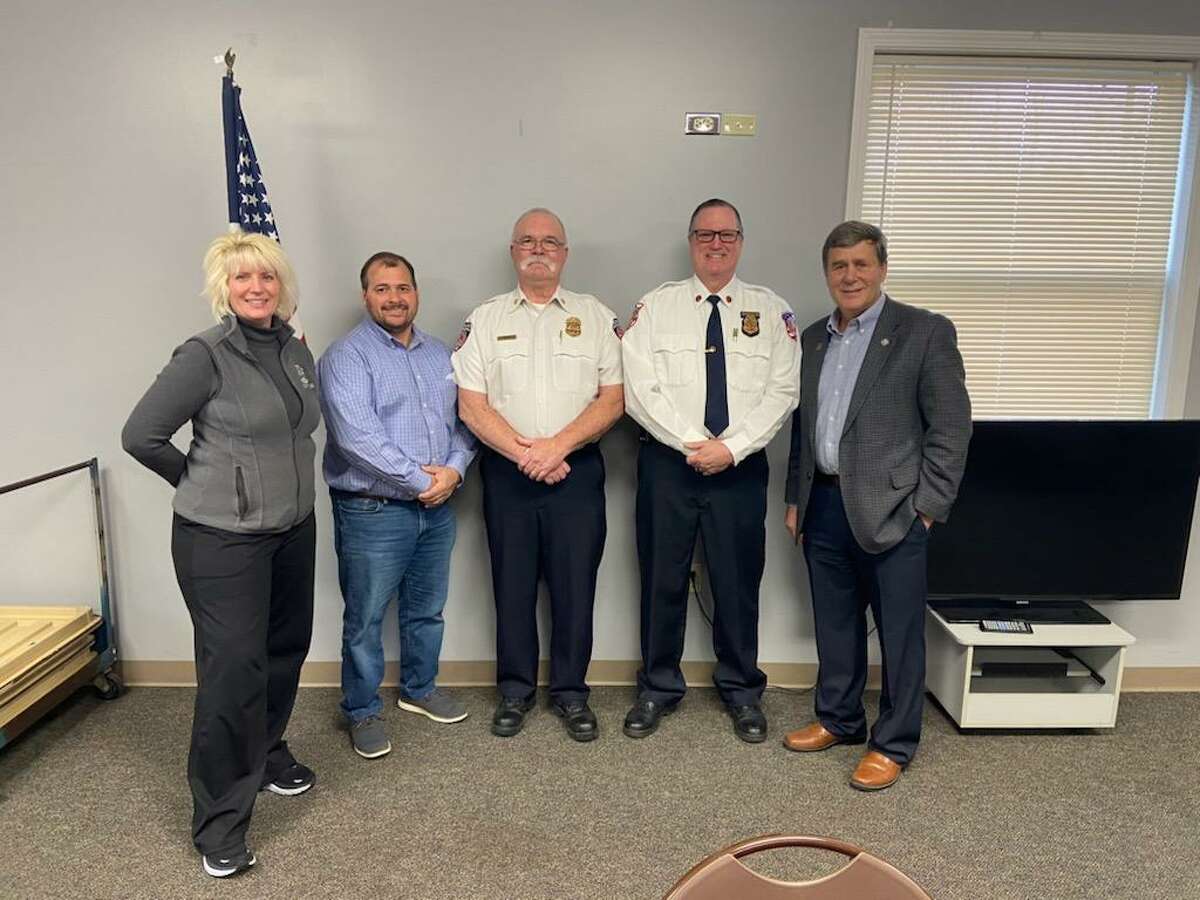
782;721;866;753
850;750;903;791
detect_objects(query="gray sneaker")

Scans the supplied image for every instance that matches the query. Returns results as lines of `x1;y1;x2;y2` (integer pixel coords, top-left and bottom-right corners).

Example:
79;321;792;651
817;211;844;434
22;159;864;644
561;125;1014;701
397;687;468;724
350;715;391;759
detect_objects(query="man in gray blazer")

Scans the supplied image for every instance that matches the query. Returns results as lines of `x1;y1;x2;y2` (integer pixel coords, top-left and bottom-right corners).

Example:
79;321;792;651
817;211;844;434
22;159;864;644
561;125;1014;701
782;221;971;791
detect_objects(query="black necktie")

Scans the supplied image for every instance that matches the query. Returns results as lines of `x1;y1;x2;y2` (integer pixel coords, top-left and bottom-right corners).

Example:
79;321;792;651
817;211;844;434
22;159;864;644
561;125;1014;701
704;294;729;436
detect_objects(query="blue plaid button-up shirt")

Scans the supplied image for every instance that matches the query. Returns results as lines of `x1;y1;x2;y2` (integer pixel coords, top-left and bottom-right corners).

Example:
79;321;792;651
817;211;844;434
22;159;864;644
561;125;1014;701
319;318;476;499
814;295;886;475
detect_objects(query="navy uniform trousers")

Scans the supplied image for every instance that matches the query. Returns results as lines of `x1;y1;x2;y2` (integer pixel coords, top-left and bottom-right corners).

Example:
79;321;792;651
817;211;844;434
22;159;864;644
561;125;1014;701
802;477;928;766
480;444;606;704
635;437;768;707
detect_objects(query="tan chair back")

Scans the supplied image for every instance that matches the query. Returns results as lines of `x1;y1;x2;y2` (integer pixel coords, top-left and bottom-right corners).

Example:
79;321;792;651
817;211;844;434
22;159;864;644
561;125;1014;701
664;834;932;899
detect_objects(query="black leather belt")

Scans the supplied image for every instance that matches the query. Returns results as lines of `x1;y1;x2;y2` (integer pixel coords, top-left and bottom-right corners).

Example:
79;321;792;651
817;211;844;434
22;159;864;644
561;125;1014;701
813;471;840;487
330;488;403;503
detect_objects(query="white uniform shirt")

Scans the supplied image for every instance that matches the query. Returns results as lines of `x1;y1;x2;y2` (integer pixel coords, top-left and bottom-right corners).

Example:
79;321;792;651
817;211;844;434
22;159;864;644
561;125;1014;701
451;287;623;439
621;275;801;464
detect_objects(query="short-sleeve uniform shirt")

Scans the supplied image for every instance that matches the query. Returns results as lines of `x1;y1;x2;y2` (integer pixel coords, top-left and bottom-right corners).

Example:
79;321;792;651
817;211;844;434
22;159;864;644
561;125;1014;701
451;287;623;438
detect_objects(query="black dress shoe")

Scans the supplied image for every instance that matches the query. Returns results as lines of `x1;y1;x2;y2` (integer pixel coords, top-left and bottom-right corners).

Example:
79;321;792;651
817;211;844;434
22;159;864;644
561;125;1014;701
623;698;678;738
728;703;767;743
552;700;599;742
491;695;535;737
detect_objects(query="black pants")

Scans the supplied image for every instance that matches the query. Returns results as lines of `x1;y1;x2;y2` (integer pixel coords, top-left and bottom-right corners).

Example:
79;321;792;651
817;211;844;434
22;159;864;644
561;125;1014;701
802;481;928;766
171;512;315;856
480;445;606;703
635;439;768;707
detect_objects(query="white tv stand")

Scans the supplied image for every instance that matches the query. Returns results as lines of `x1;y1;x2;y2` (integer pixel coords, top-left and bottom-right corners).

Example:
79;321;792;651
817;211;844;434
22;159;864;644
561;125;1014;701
925;608;1135;729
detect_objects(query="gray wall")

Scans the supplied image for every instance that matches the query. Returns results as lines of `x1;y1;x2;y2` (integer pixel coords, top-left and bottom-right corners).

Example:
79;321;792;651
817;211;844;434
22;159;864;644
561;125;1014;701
2;0;1199;668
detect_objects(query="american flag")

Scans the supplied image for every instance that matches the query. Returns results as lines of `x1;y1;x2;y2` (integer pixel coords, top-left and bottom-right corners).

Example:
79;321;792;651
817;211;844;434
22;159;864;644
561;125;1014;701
222;74;279;239
221;72;304;336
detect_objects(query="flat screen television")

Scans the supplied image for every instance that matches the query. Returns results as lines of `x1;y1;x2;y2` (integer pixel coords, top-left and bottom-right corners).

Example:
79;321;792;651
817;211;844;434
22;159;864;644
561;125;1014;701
927;420;1200;624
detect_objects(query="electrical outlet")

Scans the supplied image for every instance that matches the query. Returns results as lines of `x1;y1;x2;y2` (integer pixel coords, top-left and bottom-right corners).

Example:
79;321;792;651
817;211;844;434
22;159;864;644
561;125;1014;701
722;114;757;137
685;112;722;135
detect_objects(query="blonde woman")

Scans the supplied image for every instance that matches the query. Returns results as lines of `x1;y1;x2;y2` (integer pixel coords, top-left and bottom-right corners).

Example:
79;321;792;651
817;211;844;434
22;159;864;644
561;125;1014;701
122;232;320;878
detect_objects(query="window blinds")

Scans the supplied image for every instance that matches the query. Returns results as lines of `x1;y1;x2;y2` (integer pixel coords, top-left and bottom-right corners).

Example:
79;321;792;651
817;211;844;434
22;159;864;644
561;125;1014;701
859;55;1191;418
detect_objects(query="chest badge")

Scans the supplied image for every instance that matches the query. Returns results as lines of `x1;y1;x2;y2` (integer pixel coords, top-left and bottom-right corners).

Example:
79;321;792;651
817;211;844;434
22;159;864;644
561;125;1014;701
740;311;760;337
564;316;582;337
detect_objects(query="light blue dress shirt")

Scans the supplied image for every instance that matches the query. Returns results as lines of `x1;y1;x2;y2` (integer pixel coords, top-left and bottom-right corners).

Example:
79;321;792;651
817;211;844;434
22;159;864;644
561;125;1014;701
319;318;476;499
814;295;887;475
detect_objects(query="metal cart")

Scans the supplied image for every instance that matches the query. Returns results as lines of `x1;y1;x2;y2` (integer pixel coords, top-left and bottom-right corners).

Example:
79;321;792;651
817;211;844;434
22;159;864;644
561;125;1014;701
0;458;122;750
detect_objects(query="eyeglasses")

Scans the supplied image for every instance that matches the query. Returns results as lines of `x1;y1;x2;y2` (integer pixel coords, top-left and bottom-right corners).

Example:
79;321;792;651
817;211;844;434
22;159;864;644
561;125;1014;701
513;236;566;252
689;229;743;244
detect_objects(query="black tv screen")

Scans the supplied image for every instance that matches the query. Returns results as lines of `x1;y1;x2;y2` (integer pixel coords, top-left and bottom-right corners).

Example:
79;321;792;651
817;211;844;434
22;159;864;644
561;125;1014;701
927;420;1200;602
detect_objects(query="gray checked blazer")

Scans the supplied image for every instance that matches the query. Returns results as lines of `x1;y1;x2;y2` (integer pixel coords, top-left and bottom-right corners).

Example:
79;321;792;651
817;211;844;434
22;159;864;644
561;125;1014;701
784;296;972;554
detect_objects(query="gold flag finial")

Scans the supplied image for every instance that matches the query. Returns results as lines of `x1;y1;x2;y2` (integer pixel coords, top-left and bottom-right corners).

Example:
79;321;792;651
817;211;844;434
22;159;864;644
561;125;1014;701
224;48;236;78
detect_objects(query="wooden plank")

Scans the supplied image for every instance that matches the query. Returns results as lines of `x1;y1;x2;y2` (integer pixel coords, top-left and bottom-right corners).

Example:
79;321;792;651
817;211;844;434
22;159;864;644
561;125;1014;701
0;656;101;750
0;645;96;729
0;606;101;689
0;633;96;707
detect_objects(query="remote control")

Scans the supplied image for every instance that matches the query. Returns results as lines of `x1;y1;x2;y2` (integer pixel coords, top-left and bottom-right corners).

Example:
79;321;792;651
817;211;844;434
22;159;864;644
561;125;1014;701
979;619;1033;634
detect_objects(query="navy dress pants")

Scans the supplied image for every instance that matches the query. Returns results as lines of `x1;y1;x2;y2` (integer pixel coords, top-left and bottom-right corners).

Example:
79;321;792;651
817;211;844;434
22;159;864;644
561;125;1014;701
480;445;606;704
802;480;928;766
635;438;768;707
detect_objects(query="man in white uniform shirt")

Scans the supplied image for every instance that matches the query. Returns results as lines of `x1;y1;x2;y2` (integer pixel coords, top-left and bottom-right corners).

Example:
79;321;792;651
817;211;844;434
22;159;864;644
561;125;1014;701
452;208;624;741
621;198;800;742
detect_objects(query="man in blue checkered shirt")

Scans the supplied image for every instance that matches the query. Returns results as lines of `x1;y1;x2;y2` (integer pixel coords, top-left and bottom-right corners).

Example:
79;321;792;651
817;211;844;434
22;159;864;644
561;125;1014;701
318;252;477;760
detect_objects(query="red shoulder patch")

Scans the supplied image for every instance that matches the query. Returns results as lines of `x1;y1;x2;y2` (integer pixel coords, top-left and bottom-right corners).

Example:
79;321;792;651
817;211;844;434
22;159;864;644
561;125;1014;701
782;311;798;342
453;320;472;351
624;302;645;334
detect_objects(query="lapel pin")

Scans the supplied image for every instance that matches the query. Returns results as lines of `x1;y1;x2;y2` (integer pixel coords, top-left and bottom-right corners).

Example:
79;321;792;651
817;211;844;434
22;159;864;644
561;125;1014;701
881;338;890;347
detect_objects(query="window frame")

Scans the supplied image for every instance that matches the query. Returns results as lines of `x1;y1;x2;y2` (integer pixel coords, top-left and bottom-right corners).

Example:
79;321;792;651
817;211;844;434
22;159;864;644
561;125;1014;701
846;28;1200;419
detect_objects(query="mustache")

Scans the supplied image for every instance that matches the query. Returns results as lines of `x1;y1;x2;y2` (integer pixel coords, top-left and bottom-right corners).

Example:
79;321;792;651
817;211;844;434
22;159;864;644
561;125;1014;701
519;256;558;274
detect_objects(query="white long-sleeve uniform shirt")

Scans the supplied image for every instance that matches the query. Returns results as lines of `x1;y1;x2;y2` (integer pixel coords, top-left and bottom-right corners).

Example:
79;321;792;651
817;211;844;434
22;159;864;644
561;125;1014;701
621;275;801;464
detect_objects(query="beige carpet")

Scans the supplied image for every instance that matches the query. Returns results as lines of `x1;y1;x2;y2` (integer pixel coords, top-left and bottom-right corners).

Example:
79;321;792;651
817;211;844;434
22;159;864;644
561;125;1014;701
1;685;1197;899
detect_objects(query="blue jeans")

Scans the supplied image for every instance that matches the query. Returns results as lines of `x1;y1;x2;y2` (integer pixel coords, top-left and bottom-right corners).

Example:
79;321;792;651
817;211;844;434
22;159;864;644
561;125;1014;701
332;493;456;723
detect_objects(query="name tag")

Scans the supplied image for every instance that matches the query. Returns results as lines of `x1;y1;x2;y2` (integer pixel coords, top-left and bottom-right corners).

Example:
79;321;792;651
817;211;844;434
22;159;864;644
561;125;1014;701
497;334;517;341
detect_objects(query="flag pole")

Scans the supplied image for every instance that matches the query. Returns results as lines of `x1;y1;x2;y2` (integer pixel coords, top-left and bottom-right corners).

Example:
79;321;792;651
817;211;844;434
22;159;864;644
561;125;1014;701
221;49;241;233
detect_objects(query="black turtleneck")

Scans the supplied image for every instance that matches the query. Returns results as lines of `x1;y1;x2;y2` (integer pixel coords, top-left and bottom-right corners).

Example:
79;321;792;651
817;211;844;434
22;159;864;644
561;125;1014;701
239;318;303;429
